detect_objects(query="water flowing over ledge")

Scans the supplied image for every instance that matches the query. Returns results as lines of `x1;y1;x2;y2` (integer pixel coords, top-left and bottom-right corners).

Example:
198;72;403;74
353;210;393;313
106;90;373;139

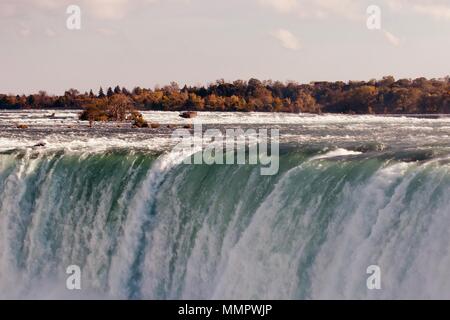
0;111;449;299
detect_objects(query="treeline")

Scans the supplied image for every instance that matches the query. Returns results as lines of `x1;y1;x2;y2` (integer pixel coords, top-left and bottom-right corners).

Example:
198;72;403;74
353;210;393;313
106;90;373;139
1;76;449;114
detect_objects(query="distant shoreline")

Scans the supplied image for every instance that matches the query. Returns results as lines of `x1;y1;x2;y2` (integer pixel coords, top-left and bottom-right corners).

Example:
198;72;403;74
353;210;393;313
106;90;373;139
1;77;449;115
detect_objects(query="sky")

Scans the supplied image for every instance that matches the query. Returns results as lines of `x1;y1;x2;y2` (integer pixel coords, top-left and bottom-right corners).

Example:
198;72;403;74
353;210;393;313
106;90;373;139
1;0;449;94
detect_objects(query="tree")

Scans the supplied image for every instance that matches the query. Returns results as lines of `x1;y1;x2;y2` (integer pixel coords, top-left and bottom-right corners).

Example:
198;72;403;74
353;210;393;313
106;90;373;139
132;87;143;95
378;76;395;87
295;92;318;113
184;93;204;110
26;95;35;106
107;87;114;97
108;94;134;121
64;88;79;97
122;87;130;95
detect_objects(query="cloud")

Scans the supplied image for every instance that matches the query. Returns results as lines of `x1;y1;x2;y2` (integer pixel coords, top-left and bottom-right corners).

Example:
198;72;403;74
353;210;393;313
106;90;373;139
31;0;61;9
259;0;298;13
260;0;450;22
303;0;363;20
259;0;365;21
20;29;31;37
85;0;130;20
45;27;56;37
385;0;450;20
271;28;300;50
383;30;400;46
413;4;450;20
1;0;165;20
19;22;31;37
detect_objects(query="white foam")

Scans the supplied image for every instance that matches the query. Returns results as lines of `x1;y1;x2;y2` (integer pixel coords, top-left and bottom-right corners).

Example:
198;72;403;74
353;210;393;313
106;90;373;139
310;148;362;160
1;110;450;152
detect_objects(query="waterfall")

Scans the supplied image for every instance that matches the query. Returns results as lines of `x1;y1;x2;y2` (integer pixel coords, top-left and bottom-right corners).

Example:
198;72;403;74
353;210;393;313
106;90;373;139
0;147;449;299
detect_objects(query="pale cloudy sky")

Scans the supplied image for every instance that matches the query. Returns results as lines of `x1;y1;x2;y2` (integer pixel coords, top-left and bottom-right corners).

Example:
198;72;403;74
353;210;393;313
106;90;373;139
1;0;449;94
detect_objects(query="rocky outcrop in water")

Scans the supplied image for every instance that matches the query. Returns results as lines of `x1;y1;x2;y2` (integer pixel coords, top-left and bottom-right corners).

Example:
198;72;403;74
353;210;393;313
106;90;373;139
180;111;198;119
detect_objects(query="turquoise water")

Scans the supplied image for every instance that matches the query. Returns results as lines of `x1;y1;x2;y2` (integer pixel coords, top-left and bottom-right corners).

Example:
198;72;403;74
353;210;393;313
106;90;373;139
0;145;449;299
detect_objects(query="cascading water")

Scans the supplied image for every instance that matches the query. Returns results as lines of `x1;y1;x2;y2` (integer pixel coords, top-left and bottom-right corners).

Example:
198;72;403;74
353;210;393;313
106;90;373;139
0;111;449;299
0;147;449;299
